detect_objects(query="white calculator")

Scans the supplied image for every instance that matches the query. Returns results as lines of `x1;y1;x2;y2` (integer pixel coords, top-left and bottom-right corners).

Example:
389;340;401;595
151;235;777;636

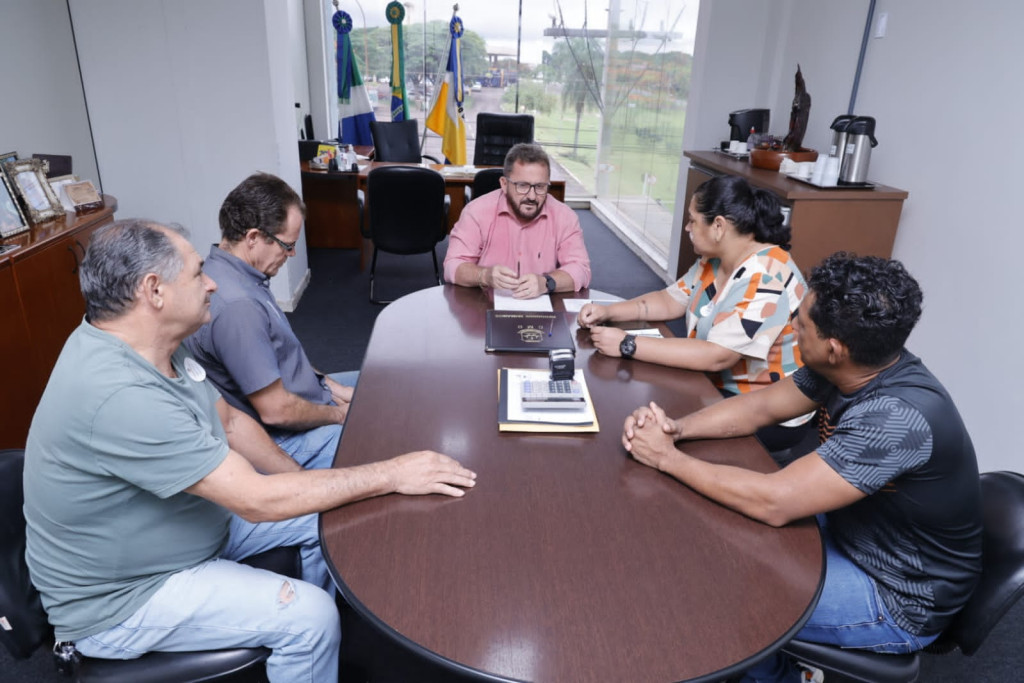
521;378;586;410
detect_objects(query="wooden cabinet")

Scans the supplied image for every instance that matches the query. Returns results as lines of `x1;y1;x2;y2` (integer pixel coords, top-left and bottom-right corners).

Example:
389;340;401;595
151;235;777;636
678;151;908;279
0;261;42;443
0;197;117;447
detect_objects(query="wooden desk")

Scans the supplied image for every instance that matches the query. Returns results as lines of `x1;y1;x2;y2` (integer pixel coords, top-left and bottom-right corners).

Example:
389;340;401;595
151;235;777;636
680;150;908;279
1;196;118;447
299;161;567;260
321;285;824;682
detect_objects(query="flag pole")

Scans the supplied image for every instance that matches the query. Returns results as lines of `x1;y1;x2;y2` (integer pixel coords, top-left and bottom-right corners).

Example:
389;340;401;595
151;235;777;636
422;5;457;153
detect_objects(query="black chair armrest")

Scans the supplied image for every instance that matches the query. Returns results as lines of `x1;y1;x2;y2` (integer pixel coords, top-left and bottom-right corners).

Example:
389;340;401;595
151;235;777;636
782;640;920;683
76;647;271;683
422;154;442;164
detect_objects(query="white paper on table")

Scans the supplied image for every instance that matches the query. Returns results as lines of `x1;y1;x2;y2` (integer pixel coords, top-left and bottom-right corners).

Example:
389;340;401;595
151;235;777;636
506;369;591;424
625;328;663;338
493;290;554;312
561;298;623;314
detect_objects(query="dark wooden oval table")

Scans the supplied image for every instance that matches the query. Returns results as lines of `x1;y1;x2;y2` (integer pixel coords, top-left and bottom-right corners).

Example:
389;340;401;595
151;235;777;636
321;285;823;683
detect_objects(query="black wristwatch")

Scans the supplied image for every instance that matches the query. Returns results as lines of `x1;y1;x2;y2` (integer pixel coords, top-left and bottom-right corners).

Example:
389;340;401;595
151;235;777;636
619;334;637;359
544;273;557;293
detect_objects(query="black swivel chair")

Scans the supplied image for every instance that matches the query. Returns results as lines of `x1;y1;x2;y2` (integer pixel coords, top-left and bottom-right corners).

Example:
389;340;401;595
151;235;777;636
472;112;534;166
0;448;302;683
364;165;449;304
782;470;1024;683
463;167;505;205
369;120;441;164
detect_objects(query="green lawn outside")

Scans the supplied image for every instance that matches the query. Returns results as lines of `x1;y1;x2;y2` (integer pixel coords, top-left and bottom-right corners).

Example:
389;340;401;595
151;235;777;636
531;106;685;212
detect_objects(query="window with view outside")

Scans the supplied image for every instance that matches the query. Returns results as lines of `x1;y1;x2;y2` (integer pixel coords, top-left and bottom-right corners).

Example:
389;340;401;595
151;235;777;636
347;0;697;268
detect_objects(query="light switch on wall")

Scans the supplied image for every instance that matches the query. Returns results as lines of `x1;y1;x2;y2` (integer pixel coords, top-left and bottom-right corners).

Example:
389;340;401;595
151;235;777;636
874;12;889;38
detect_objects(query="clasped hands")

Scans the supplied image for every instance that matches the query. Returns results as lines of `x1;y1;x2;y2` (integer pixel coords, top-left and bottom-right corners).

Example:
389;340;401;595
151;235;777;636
482;265;545;299
622;401;682;471
577;303;628;357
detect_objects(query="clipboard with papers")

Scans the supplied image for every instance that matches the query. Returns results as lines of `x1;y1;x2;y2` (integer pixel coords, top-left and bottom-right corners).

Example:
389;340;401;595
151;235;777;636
497;368;599;433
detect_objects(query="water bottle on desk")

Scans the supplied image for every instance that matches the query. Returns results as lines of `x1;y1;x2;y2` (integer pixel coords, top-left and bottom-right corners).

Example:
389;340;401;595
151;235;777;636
746;126;759;152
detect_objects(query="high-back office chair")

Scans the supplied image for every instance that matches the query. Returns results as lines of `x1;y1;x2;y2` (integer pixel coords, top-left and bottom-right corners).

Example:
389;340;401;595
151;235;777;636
364;165;449;304
782;470;1024;683
464;167;504;205
0;448;301;683
472;112;534;167
369;120;441;164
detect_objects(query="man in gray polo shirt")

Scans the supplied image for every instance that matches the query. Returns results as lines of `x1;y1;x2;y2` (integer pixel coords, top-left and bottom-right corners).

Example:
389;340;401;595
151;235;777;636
25;219;475;682
185;173;355;470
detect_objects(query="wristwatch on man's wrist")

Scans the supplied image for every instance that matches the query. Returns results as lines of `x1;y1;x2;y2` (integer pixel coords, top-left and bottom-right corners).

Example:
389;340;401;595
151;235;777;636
619;333;637;359
544;273;557;293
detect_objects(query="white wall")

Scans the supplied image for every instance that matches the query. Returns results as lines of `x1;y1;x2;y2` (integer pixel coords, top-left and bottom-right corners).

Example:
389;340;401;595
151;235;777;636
854;0;1023;472
0;0;99;190
67;0;308;307
684;0;1021;471
288;0;312;138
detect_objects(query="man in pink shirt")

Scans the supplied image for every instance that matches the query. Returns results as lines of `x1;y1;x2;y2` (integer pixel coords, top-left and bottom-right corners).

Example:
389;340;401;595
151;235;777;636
443;143;591;298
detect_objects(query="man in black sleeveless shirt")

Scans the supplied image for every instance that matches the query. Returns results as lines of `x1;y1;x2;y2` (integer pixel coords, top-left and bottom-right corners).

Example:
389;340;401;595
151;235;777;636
623;254;981;682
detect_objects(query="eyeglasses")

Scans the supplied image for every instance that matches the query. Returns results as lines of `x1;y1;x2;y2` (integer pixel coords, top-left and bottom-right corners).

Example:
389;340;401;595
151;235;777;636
507;180;550;196
261;230;296;252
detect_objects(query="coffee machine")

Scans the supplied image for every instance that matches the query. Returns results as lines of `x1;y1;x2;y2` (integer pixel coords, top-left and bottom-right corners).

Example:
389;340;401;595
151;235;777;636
728;109;770;142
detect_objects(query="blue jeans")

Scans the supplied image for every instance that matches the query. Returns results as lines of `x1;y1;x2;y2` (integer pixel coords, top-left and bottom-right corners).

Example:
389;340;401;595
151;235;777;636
270;370;359;470
741;531;937;682
71;371;361;681
75;514;339;683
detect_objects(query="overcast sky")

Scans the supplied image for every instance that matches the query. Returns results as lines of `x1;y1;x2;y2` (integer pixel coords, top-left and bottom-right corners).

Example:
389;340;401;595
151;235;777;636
341;0;699;64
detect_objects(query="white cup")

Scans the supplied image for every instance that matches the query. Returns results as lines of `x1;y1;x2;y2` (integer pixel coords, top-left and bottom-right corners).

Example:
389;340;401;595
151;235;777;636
822;157;841;186
811;157;829;185
729;140;744;154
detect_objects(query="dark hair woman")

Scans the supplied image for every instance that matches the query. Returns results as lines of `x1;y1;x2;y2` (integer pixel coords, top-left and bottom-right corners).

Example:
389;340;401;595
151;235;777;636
578;175;811;451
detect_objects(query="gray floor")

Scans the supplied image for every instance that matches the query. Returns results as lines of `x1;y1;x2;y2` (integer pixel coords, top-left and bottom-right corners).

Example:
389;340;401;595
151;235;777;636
4;210;1021;681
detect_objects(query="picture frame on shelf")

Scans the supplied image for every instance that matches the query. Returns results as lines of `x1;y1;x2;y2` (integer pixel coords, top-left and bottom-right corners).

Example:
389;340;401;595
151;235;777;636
48;174;80;212
6;158;63;223
0;150;17;184
64;179;103;212
0;171;30;238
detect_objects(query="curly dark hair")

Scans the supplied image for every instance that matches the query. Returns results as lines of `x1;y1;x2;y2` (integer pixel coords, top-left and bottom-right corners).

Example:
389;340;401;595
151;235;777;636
218;173;305;244
693;174;791;249
807;253;923;367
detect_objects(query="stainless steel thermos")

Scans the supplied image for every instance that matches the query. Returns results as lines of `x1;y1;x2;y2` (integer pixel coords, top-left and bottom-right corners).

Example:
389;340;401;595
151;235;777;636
838;116;877;184
828;115;856;169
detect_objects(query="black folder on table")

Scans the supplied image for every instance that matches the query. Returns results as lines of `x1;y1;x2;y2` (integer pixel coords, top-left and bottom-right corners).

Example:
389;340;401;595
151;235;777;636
485;311;575;353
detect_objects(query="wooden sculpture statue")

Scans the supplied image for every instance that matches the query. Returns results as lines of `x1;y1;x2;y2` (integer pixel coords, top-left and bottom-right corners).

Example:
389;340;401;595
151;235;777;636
782;65;811;151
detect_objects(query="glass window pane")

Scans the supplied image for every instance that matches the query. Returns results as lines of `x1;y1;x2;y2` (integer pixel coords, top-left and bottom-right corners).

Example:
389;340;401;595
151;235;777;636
348;0;698;265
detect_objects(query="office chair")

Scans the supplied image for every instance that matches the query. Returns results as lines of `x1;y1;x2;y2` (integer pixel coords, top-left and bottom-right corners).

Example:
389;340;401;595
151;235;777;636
369;120;441;164
364;165;449;304
472;112;534;167
0;448;301;683
463;167;504;205
782;470;1024;683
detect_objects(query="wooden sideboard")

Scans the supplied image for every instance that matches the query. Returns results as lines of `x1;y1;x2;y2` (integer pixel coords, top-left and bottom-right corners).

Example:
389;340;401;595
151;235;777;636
1;196;118;447
679;151;908;278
